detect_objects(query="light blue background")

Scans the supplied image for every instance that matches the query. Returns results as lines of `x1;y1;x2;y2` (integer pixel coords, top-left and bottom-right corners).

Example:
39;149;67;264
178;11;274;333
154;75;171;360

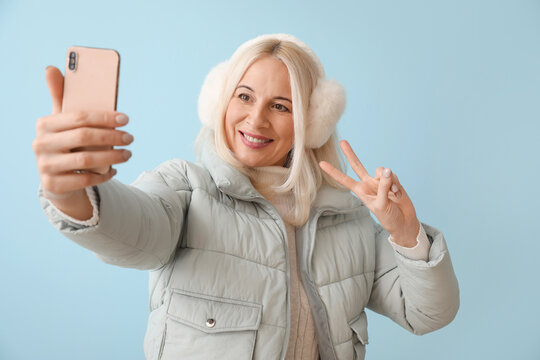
1;0;539;359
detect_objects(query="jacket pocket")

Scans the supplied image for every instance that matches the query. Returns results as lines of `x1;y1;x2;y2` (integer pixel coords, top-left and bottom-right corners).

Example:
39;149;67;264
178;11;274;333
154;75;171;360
159;289;262;360
349;311;369;360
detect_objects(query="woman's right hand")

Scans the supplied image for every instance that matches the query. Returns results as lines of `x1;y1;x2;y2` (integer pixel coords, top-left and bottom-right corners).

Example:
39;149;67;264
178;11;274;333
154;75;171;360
33;66;134;219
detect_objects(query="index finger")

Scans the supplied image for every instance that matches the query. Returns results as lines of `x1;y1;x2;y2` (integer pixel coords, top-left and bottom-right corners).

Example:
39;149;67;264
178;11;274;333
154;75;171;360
339;140;370;181
37;111;129;133
319;161;358;191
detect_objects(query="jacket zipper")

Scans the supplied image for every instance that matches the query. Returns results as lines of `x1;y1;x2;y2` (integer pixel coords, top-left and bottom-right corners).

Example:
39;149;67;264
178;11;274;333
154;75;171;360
299;205;365;360
255;198;291;360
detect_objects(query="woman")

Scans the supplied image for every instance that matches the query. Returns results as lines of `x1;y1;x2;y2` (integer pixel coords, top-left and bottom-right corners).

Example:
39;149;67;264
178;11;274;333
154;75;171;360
34;34;459;360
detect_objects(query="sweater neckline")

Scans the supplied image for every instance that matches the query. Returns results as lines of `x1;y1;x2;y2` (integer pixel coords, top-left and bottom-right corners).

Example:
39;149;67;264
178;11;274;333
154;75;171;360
249;166;296;224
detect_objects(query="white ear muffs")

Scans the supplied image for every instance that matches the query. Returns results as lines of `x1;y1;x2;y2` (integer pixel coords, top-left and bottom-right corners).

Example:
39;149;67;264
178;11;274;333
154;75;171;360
305;78;346;148
198;61;229;131
197;34;346;149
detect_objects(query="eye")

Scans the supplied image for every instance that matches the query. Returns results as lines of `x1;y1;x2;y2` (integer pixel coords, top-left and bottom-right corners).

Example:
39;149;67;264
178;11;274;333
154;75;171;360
273;103;290;113
238;93;251;102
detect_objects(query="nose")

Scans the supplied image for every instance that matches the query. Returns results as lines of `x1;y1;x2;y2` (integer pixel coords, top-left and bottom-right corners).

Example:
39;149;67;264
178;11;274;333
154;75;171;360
246;103;270;128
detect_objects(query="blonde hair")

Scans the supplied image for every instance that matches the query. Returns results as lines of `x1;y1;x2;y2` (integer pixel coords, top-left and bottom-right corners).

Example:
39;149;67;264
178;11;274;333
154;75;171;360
196;37;345;226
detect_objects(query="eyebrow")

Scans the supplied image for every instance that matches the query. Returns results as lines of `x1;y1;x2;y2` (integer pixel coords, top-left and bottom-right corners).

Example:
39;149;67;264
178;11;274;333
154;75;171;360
237;85;292;103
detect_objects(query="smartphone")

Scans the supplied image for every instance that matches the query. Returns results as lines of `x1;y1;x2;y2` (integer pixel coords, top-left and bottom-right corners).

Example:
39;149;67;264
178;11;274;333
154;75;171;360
62;46;120;174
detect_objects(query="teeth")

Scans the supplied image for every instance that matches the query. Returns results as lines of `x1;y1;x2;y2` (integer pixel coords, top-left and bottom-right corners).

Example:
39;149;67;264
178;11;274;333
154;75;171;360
243;133;271;143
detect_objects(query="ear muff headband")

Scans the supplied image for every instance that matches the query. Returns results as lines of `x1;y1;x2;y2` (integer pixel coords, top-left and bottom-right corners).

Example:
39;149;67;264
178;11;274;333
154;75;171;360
198;34;346;149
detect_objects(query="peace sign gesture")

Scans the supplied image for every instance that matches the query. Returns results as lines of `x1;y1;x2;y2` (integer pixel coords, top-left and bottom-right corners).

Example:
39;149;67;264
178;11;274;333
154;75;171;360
319;140;420;247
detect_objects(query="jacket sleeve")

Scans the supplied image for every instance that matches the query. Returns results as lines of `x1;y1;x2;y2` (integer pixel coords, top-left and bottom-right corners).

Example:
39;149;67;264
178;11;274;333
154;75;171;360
38;160;192;270
366;219;460;335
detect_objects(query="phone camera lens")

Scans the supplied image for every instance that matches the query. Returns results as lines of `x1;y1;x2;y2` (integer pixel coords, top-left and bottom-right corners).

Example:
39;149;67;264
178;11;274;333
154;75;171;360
68;51;77;71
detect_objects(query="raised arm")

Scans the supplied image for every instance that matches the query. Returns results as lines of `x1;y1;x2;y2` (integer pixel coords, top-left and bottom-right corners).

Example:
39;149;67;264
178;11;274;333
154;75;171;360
320;139;459;333
34;66;191;270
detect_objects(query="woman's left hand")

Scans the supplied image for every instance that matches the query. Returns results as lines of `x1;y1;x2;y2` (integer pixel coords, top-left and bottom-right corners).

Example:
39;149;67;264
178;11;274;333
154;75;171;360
319;140;420;247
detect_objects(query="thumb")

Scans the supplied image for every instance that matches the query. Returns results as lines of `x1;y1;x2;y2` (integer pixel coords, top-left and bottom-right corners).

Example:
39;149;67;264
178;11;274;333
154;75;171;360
45;66;64;114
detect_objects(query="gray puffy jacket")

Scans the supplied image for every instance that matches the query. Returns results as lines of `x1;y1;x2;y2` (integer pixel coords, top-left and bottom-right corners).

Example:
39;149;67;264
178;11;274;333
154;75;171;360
39;136;459;360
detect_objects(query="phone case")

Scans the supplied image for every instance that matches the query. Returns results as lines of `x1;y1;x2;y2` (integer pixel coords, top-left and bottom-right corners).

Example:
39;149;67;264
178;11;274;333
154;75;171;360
62;46;120;174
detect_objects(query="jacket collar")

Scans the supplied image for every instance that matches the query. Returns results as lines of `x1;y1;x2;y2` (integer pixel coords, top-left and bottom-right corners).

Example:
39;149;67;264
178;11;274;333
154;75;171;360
195;130;364;213
311;185;364;213
195;130;261;200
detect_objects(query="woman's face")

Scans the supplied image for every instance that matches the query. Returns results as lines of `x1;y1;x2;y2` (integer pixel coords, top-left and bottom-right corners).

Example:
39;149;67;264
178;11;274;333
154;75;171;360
224;55;294;167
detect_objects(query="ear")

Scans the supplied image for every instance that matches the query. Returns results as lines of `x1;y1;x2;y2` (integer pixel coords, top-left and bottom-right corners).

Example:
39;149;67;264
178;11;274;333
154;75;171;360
198;61;230;129
305;79;346;148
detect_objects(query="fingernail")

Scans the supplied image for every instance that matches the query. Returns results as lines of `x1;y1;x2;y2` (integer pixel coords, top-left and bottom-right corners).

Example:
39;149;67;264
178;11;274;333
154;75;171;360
111;168;117;175
396;191;402;199
122;133;134;143
384;168;391;178
391;184;398;192
116;114;129;125
45;65;52;71
123;150;132;160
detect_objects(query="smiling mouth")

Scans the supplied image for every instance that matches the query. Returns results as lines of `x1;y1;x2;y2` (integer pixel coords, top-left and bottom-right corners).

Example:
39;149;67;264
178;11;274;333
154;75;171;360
240;131;273;144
